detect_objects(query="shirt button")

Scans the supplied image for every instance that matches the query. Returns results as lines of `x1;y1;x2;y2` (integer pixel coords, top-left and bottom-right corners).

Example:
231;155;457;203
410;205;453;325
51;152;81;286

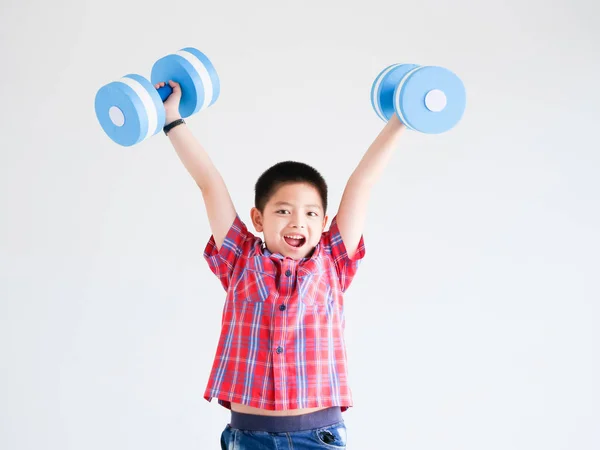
285;270;292;276
279;304;286;311
276;346;283;354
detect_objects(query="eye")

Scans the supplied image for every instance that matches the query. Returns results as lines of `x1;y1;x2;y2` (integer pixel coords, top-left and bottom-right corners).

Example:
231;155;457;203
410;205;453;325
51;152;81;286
276;209;290;214
307;212;318;217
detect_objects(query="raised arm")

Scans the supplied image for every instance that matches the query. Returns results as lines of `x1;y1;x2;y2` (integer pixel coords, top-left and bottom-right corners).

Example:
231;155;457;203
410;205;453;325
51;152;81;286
159;80;236;249
335;114;406;258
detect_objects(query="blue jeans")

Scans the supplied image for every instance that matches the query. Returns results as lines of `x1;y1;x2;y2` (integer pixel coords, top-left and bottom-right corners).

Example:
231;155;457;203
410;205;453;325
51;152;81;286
220;407;347;449
220;421;347;449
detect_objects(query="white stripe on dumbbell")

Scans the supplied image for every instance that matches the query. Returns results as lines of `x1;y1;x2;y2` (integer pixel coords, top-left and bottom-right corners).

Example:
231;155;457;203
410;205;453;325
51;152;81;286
393;66;422;131
119;76;158;142
176;50;214;112
372;63;402;121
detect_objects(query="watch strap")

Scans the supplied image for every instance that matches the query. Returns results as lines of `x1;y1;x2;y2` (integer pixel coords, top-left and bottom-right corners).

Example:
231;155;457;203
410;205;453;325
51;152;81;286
163;118;185;135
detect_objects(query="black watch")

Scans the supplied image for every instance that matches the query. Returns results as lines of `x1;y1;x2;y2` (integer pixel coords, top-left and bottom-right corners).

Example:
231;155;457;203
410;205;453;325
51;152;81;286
163;118;185;135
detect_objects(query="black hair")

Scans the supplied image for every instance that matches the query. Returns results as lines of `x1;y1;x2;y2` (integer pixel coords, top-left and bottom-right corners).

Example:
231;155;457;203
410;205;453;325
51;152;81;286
254;161;328;213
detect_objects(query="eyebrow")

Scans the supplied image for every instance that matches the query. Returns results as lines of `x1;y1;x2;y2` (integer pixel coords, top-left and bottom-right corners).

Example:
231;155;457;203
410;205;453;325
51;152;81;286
274;201;323;210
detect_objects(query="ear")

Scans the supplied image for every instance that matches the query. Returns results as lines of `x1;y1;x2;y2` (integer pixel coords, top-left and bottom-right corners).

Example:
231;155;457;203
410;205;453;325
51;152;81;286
322;214;329;231
250;207;264;232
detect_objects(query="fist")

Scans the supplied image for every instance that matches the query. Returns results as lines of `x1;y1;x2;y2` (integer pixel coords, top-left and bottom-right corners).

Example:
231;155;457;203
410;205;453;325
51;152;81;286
155;80;182;122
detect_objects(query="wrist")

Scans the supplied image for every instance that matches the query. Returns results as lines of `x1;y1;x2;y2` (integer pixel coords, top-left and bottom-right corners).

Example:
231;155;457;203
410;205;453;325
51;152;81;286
163;117;186;135
388;113;405;130
165;115;182;124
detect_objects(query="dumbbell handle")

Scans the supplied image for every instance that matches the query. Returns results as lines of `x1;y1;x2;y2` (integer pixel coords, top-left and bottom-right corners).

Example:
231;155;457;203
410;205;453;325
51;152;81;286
157;84;173;102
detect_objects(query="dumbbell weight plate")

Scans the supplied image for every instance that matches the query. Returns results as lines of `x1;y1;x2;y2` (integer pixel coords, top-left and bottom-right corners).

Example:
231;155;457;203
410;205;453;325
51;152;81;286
371;63;419;122
151;47;220;119
394;66;466;134
94;74;166;147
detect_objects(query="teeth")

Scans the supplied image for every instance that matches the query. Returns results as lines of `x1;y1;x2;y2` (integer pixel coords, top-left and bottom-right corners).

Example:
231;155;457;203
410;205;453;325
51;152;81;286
284;235;304;239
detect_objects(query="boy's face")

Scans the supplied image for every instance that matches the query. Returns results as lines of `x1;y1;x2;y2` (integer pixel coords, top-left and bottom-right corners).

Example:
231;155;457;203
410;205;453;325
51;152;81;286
250;182;328;260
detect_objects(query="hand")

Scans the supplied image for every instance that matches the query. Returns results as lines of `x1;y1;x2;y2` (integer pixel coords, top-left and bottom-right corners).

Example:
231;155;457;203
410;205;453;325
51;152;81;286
155;80;182;123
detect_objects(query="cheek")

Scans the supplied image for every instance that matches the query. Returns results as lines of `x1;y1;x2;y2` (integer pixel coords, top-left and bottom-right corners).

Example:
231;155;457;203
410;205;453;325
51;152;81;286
310;225;323;242
264;223;281;238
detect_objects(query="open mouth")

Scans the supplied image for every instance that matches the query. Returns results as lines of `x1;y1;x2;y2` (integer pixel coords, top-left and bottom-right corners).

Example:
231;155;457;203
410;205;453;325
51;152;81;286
283;234;306;248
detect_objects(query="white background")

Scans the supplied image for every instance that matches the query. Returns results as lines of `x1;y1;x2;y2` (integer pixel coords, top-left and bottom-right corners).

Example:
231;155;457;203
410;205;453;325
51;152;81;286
1;0;598;449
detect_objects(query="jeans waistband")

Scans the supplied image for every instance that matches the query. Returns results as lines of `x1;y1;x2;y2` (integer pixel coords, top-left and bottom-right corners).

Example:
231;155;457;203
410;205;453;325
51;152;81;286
230;407;343;433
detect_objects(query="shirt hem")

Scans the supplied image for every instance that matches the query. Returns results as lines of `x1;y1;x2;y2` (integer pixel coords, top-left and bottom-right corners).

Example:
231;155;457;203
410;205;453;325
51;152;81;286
204;392;353;412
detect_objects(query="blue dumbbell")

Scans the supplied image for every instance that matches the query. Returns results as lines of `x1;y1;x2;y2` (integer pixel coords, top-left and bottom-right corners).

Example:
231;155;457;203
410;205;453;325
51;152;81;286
371;64;466;134
95;47;220;147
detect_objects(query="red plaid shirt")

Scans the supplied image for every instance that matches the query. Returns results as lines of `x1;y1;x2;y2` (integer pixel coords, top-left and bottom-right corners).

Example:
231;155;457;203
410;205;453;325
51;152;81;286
202;213;366;411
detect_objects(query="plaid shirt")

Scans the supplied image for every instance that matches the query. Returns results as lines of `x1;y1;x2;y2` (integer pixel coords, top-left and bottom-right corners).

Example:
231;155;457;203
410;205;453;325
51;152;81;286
202;213;366;411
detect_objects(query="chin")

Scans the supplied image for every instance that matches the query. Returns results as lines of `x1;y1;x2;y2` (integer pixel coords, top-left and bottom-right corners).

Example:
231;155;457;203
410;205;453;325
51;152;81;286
279;247;308;260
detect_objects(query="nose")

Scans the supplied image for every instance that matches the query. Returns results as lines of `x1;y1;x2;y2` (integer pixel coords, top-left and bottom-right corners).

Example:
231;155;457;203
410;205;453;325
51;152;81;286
290;214;305;228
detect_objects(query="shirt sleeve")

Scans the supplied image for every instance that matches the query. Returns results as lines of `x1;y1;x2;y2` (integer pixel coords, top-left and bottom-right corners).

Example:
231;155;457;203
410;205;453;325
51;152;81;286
203;214;258;291
322;214;366;292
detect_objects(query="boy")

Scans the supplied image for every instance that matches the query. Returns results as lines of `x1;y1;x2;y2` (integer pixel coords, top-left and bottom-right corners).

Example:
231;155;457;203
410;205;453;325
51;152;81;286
156;80;405;449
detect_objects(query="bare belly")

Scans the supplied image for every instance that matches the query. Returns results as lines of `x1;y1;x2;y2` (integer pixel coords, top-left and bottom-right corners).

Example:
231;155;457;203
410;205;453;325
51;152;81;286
230;402;328;417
